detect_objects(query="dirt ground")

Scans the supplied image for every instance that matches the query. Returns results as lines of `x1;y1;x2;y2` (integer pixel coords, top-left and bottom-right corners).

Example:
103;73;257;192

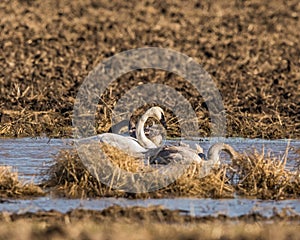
0;0;299;139
0;206;299;240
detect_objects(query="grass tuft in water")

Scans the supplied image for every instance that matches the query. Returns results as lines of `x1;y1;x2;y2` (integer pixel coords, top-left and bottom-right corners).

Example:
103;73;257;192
228;147;300;200
43;144;300;199
42;144;233;198
0;166;45;198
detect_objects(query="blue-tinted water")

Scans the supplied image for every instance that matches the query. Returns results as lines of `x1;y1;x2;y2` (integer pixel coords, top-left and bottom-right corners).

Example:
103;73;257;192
0;137;299;216
1;197;299;218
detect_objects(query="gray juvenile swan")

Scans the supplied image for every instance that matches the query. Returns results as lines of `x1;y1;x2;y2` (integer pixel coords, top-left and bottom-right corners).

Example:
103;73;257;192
148;143;240;168
148;143;203;165
94;107;167;157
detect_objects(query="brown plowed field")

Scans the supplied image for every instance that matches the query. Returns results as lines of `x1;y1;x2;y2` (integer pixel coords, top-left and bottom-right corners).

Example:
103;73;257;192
0;0;299;138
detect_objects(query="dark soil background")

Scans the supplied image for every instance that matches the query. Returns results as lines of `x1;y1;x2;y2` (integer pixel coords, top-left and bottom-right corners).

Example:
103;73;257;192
0;0;299;139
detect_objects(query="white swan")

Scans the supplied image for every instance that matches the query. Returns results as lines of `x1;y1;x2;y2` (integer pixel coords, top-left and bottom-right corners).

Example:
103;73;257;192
93;107;167;157
129;120;166;147
135;107;166;148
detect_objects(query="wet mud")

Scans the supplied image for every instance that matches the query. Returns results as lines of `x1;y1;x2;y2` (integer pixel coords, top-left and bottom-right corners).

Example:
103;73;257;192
0;206;299;240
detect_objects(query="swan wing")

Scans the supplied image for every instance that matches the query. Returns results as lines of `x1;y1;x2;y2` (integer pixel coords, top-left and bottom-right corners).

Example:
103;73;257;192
98;133;147;155
149;145;201;165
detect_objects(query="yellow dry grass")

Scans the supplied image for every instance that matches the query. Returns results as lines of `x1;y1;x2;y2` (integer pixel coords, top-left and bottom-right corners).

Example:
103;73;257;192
42;144;234;198
0;166;45;198
229;148;300;199
43;144;300;199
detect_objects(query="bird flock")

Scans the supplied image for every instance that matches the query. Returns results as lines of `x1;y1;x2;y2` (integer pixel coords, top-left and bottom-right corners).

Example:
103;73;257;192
79;107;240;174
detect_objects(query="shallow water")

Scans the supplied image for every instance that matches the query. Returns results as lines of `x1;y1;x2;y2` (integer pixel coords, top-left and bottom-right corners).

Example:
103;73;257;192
0;137;300;217
1;197;300;218
0;138;72;183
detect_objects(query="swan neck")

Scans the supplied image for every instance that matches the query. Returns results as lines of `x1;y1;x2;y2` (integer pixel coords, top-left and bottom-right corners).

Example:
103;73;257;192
136;114;156;148
207;143;239;163
207;144;223;164
207;149;220;164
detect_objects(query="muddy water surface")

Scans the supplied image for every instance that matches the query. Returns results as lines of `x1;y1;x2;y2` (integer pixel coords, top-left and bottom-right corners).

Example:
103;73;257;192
1;197;300;218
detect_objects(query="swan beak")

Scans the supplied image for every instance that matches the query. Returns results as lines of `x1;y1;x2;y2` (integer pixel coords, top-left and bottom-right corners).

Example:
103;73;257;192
198;153;207;160
160;114;167;129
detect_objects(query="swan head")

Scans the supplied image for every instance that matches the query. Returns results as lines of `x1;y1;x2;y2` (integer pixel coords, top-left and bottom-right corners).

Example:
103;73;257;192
146;107;167;129
129;107;167;136
195;143;204;154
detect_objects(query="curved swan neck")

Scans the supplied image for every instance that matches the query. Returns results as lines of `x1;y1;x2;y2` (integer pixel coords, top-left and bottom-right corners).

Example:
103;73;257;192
206;143;239;163
222;144;240;159
136;113;157;148
207;143;222;164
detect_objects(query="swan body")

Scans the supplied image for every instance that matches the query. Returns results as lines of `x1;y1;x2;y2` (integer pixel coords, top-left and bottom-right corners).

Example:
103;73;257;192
147;142;240;178
148;144;202;165
148;142;239;168
75;133;146;158
97;133;147;157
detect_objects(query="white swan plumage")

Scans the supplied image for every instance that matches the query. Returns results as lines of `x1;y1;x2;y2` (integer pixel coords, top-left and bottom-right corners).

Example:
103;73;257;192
129;118;166;147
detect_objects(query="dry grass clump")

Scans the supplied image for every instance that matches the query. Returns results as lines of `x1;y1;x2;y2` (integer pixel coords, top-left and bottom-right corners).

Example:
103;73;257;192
43;146;233;198
100;144;145;172
0;166;45;198
44;145;300;199
229;148;300;199
42;144;148;198
42;148;115;198
156;164;234;198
